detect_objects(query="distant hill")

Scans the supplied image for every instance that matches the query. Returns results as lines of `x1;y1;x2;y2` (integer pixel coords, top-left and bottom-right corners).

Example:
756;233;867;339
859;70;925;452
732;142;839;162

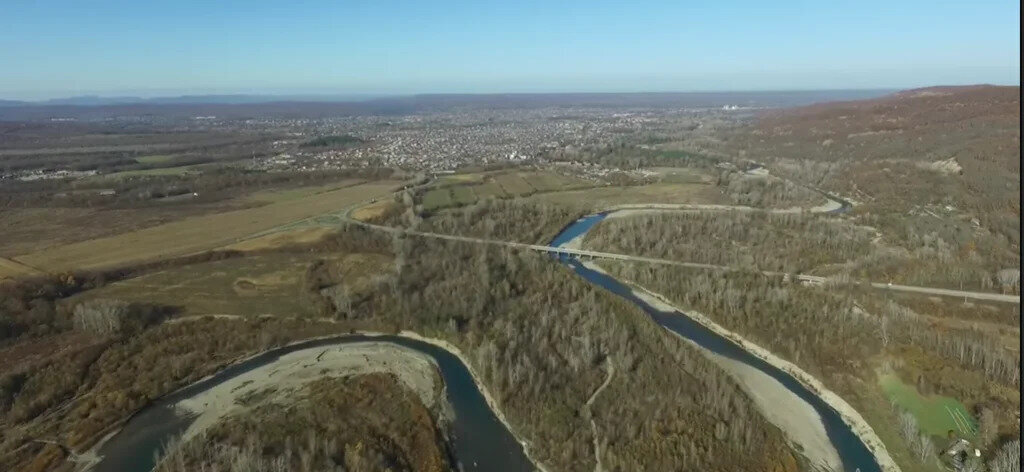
732;84;1020;245
2;93;388;107
0;90;894;121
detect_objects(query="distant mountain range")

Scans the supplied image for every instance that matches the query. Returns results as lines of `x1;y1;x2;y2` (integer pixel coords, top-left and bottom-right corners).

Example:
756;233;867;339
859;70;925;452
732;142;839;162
0;94;388;107
0;90;900;121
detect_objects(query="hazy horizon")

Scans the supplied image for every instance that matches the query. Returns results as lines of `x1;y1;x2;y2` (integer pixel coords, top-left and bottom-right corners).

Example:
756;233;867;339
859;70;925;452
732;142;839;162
1;87;918;104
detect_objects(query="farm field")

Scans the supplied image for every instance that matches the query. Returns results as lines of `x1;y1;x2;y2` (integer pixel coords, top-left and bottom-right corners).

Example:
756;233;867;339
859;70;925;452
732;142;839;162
13;180;403;272
69;252;392;318
134;155;175;164
0;206;238;257
528;181;724;210
419;169;596;211
421;188;454;211
0;257;43;280
649;166;715;184
101;164;206;179
449;186;475;206
350;199;401;222
223;227;335;251
471;182;505;198
493;172;534;195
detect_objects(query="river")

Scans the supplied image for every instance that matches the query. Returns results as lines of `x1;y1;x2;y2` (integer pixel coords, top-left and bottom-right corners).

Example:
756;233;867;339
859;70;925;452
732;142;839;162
92;197;876;472
92;335;535;472
550;212;879;472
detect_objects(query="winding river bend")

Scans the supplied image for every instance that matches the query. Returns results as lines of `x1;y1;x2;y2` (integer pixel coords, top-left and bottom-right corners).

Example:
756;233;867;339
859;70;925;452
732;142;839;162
92;335;535;472
92;192;880;472
550;212;880;472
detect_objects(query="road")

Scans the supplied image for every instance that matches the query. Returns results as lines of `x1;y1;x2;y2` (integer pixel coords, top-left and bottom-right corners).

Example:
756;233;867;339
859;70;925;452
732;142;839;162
339;187;1019;304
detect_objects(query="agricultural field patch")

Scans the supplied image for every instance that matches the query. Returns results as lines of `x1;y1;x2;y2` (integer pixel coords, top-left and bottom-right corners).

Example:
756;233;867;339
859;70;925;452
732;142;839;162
351;199;402;222
0;256;43;280
67;252;392;318
68;254;313;317
13;180;402;272
650;167;714;184
135;155;176;164
224;227;335;251
244;180;365;204
422;188;453;211
528;182;725;210
450;186;476;206
438;173;485;185
494;172;535;195
101;164;206;179
472;182;507;199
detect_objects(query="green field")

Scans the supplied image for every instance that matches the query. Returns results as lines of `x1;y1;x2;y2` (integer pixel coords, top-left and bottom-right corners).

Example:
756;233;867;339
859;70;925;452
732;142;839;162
473;182;507;198
450;186;476;205
102;164;204;179
422;188;454;210
495;173;535;195
135;154;176;164
879;372;977;437
527;172;568;191
651;167;710;184
415;169;612;211
438;173;485;185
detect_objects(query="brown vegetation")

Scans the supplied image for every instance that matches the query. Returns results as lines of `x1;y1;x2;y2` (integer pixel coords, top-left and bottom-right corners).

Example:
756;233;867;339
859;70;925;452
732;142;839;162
1;216;797;472
156;374;450;472
600;260;1019;472
719;85;1020;290
11;179;403;272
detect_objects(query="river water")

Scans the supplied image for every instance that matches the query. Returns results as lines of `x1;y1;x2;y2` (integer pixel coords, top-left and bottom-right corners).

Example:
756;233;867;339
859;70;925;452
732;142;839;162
92;335;535;472
550;212;879;472
92;199;874;472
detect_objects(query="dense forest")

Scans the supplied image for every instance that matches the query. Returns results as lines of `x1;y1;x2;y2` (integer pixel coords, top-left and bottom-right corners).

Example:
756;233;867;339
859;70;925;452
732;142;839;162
584;210;1020;292
600;261;1019;472
1;221;797;472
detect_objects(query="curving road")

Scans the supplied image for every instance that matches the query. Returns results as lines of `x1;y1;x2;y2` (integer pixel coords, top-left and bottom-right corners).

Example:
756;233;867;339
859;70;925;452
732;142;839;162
338;196;1019;304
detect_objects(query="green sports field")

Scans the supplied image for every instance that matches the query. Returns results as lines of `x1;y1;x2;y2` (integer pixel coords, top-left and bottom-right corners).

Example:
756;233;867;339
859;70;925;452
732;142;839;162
878;372;977;438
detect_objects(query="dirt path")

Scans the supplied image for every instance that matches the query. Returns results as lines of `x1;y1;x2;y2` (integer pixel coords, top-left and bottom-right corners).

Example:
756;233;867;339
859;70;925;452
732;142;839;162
583;359;614;472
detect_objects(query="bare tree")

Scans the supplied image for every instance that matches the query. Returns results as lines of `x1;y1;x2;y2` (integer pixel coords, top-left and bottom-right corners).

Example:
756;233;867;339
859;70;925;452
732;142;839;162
986;439;1020;472
73;299;130;335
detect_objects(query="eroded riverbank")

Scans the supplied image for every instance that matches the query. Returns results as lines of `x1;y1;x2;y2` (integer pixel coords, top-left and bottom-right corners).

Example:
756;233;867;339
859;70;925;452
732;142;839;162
88;332;539;472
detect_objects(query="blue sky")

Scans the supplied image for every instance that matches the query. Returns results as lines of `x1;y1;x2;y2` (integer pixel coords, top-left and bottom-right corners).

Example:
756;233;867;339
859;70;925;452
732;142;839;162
1;0;1019;99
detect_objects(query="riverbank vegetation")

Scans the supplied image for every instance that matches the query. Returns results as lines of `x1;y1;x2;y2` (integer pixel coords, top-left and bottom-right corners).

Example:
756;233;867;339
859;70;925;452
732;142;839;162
585;209;1019;293
0;220;798;472
599;260;1019;472
155;374;450;472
